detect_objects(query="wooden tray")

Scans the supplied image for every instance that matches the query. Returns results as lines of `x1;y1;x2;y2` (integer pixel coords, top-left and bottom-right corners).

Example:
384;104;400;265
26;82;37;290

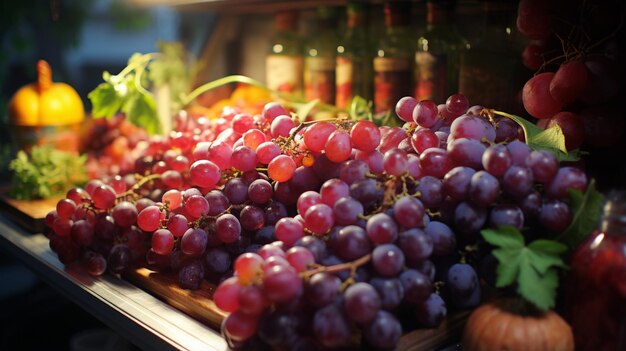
0;191;61;233
125;267;468;350
124;268;227;329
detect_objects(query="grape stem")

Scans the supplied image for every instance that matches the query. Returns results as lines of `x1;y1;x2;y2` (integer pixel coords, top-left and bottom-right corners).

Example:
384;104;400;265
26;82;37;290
283;118;338;146
116;173;161;201
302;254;372;280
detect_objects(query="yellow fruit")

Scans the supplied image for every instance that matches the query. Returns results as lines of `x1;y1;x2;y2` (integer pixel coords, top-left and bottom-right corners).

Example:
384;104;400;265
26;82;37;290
9;60;84;126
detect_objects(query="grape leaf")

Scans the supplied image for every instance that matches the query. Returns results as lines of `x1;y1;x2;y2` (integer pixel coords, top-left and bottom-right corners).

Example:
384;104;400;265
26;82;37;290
493;110;581;162
122;92;160;135
348;95;373;122
481;226;568;311
555;179;604;249
373;110;402;127
295;99;320;123
88;82;123;118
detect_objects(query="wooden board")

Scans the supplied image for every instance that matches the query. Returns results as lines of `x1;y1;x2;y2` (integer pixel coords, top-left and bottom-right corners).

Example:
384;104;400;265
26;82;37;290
0;192;60;233
123;268;227;329
398;310;469;350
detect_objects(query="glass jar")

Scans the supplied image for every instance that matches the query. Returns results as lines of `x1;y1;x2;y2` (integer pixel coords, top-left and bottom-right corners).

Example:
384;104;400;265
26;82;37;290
565;191;626;351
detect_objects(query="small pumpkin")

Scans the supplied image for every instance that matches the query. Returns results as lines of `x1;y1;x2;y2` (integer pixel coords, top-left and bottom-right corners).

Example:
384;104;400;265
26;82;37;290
9;60;84;126
462;298;574;351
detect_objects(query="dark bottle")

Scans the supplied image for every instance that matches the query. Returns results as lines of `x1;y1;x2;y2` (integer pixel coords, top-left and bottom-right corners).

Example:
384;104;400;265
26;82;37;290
565;191;626;351
459;1;525;113
304;6;339;104
336;2;373;109
373;1;413;114
415;0;466;103
266;11;303;96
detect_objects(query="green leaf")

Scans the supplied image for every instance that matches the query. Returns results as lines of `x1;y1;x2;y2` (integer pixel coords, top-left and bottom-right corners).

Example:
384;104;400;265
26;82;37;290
518;265;559;311
88;82;124;118
527;239;568;256
481;226;525;250
493;110;580;162
295;99;320;123
555;179;604;248
493;248;522;287
481;226;567;311
122;92;160;135
533;124;567;154
348;95;373;122
527;242;569;275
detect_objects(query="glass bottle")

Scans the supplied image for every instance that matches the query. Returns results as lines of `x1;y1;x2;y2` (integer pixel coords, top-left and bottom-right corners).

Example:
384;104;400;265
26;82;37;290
373;1;414;114
458;1;525;113
415;0;466;103
304;6;339;104
266;11;303;96
336;2;373;109
565;191;626;351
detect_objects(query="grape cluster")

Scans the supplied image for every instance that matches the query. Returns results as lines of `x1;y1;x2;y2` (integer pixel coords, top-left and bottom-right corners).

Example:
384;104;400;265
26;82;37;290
45;91;589;349
517;0;625;156
82;114;150;179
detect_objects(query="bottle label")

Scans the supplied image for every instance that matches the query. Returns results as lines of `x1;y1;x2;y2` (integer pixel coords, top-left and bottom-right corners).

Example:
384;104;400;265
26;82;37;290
305;57;336;104
415;51;447;102
374;57;410;72
336;56;353;109
266;54;303;94
373;57;412;114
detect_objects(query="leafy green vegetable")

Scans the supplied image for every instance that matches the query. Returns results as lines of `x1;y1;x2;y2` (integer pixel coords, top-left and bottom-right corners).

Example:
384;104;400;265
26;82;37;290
481;226;568;311
9;145;87;200
555;180;604;248
492;110;581;162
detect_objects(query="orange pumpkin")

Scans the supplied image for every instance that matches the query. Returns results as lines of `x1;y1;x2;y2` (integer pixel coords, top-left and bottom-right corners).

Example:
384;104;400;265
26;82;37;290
9;60;84;126
462;299;574;351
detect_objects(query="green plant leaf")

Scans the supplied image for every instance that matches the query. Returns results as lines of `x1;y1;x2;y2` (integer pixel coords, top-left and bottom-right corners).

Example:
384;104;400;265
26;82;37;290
555;179;604;248
492;110;580;162
295;99;320;123
481;226;525;250
122;92;160;135
493;248;522;287
518;265;559;311
481;226;567;311
348;95;373;122
88;82;123;118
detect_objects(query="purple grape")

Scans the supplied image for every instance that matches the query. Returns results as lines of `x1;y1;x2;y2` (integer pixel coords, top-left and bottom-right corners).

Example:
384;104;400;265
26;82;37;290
372;244;405;278
415;293;447;328
366;213;399;244
489;204;525;229
343;282;381;324
397;228;434;264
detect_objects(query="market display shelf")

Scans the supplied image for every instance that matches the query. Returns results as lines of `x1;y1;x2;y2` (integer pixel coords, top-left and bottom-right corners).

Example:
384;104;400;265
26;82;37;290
0;196;468;350
0;213;227;351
